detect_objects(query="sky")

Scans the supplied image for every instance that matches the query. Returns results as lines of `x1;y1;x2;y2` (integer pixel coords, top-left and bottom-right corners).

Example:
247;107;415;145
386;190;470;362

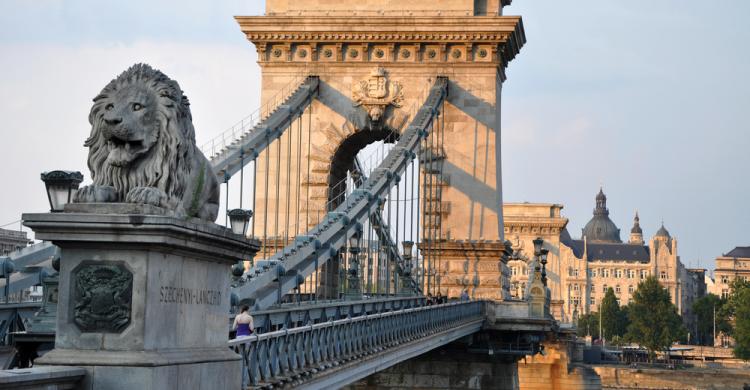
0;1;748;271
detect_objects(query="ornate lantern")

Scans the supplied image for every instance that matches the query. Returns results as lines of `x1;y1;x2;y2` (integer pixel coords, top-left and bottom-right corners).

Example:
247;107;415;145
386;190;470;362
227;209;253;236
40;171;83;212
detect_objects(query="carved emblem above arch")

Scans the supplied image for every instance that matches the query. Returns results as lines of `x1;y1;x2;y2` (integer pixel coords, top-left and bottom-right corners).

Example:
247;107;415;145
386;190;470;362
352;67;404;124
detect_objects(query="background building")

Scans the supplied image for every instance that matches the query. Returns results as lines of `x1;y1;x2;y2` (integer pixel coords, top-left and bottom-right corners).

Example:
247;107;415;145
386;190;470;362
503;189;705;333
711;246;750;298
0;228;30;255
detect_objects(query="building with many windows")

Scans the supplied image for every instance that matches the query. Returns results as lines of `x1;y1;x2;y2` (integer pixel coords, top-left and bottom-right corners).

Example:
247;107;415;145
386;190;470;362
711;246;750;299
503;189;705;333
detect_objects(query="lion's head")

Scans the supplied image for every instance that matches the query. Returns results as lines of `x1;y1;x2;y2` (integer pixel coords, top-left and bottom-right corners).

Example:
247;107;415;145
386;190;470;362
85;63;195;202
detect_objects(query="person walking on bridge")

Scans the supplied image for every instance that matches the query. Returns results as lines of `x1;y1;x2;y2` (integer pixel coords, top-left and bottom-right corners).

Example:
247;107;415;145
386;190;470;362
232;305;254;338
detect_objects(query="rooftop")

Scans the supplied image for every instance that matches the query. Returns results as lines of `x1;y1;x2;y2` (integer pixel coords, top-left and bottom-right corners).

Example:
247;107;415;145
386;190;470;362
724;246;750;258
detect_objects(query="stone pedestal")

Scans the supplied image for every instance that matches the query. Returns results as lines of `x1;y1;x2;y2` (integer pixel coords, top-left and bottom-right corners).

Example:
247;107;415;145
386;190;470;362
23;204;259;390
423;240;512;300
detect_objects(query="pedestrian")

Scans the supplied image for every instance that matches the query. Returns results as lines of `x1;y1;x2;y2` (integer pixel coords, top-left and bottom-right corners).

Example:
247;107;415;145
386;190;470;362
232;305;254;338
426;293;434;306
460;289;469;301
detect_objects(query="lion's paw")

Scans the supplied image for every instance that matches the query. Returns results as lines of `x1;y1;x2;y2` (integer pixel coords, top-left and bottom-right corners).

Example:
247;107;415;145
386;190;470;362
73;185;118;203
125;187;167;207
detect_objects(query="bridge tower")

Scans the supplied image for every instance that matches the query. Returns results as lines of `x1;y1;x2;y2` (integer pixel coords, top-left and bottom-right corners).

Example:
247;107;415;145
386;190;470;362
237;0;525;300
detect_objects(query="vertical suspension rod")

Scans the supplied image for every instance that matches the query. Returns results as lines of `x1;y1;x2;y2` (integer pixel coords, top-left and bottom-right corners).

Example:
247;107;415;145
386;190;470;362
295;105;304;237
263;138;270;259
274;131;282;252
438;100;446;294
251;157;257;237
284;115;293;245
306;101;312;231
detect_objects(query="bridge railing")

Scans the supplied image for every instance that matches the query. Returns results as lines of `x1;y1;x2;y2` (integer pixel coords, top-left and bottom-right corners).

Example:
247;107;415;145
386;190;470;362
228;300;483;388
233;296;426;334
200;71;312;160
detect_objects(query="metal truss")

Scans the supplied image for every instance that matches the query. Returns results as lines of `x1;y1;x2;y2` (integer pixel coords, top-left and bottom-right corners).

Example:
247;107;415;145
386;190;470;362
234;77;448;310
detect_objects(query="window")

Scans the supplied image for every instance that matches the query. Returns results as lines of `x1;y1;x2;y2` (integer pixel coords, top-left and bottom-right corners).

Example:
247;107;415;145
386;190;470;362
602;284;608;293
590;297;596;305
722;289;729;299
615;285;621;294
640;270;648;280
628;285;634;294
591;269;598;278
616;298;621;306
615;269;623;279
569;268;579;277
628;270;635;279
523;267;528;275
721;275;729;284
603;269;610;278
660;271;667;280
571;297;581;308
573;284;580;292
511;267;518;276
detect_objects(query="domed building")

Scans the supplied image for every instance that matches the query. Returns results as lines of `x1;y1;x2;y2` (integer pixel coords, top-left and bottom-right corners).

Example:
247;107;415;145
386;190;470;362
502;189;705;334
581;189;621;243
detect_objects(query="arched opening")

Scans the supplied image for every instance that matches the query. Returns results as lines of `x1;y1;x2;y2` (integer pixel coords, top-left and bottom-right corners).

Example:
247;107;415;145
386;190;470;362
317;125;399;299
326;126;398;210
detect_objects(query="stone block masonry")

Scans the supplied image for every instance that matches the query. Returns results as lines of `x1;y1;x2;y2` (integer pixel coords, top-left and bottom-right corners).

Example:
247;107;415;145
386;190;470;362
593;365;750;390
23;206;260;390
345;344;520;390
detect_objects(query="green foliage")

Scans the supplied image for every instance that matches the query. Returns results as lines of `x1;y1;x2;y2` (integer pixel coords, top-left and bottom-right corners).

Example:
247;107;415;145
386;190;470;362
625;276;686;360
576;312;600;339
724;279;750;360
601;287;627;339
188;161;206;218
692;294;729;346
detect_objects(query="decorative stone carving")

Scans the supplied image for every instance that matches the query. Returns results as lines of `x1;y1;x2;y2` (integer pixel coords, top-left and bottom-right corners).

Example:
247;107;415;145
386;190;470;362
72;262;133;333
352;67;404;123
72;64;220;222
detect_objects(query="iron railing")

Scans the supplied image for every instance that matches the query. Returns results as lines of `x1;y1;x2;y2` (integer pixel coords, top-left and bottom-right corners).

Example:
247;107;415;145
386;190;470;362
229;300;483;388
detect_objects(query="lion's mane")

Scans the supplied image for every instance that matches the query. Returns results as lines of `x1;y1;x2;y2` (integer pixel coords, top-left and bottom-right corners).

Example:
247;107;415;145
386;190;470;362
84;63;194;204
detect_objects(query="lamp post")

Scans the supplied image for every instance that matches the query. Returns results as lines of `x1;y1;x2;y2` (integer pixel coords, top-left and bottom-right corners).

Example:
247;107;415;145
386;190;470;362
400;241;414;295
532;237;543;274
346;230;362;299
227;209;253;236
40;171;83;212
540;248;549;286
227;209;254;282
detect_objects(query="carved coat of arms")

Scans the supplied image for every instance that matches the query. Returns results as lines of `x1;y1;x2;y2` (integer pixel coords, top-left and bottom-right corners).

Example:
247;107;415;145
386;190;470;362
352;67;404;123
73;263;133;333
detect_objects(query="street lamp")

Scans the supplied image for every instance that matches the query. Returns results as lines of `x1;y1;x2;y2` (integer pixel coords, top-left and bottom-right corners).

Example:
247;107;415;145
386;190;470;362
40;171;83;212
540;248;549;286
532;237;544;257
400;241;414;295
346;230;362;299
227;209;253;236
402;241;414;275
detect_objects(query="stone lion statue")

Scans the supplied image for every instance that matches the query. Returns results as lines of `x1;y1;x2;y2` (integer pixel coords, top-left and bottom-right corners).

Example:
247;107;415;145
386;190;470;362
73;63;219;222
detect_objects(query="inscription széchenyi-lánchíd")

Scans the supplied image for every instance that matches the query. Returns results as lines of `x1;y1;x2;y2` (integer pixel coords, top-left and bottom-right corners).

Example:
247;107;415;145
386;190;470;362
159;286;222;306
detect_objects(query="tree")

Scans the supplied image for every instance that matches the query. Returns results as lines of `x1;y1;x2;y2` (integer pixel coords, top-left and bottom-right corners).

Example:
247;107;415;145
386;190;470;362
625;276;686;361
732;285;750;359
723;279;750;359
600;287;627;340
577;312;600;339
692;294;730;346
